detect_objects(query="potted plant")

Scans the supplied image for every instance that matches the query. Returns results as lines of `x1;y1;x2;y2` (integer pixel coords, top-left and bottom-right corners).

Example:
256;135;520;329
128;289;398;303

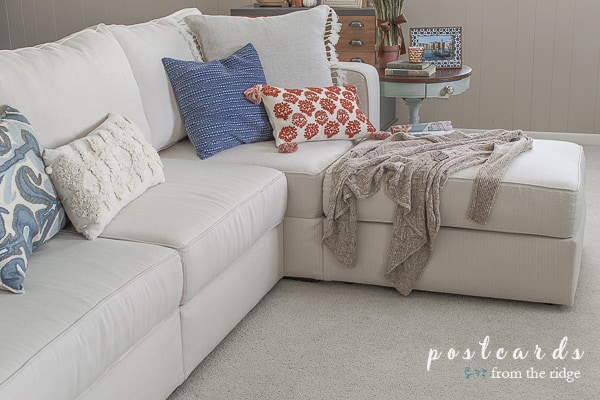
372;0;408;68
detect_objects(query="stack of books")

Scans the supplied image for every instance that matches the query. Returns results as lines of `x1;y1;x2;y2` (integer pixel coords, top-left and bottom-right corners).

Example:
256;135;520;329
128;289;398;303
384;60;436;77
391;121;454;136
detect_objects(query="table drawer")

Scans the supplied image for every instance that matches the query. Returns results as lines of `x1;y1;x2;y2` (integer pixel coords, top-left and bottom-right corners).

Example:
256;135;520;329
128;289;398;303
426;78;471;98
381;82;427;98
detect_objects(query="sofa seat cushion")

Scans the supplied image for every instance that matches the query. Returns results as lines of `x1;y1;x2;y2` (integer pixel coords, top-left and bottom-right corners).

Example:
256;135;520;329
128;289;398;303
160;138;355;219
323;139;585;238
98;158;287;303
0;232;182;399
0;24;150;150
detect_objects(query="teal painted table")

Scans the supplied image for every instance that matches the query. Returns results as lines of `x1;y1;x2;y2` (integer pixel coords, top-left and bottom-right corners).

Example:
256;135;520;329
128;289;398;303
379;65;472;124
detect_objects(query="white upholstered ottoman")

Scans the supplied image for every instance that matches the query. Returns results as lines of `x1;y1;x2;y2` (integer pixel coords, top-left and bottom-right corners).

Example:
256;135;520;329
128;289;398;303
321;139;586;305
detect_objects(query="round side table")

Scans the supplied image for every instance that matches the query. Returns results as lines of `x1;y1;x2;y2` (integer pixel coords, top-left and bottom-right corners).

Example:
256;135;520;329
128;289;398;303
379;65;472;124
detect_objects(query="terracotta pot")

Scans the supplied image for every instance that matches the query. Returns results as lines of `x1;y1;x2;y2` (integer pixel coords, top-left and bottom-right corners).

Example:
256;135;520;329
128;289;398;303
377;45;400;68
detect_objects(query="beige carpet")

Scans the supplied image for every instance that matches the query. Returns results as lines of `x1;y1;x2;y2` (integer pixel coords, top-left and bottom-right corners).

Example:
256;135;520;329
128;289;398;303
169;145;599;400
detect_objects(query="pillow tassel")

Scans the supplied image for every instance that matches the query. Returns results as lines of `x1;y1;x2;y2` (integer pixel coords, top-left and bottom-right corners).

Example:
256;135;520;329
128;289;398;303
278;142;299;153
244;84;263;105
370;131;392;140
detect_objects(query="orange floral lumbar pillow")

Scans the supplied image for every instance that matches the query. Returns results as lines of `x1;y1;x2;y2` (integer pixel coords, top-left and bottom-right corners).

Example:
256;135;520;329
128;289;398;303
245;84;377;153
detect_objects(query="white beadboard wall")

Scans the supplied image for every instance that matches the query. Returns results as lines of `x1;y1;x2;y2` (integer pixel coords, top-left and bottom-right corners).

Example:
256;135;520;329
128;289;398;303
0;0;254;48
399;0;600;135
1;0;599;134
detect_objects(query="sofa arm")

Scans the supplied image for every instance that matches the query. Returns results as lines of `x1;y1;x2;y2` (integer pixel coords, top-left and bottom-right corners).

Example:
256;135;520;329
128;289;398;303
332;62;381;130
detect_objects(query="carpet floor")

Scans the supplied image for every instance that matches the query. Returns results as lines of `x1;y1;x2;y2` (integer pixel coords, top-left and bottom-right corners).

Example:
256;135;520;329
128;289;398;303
169;145;599;400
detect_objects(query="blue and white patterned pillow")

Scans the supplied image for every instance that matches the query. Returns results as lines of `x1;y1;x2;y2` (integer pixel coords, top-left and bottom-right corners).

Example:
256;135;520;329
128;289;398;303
0;106;67;293
162;43;273;159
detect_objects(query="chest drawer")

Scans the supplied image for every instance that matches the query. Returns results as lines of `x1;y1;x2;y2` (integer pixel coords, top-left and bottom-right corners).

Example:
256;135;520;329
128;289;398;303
336;15;376;66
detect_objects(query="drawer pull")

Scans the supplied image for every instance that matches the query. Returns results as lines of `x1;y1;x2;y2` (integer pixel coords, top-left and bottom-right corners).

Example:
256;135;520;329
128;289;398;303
349;57;365;63
349;20;364;28
444;85;455;95
349;39;364;46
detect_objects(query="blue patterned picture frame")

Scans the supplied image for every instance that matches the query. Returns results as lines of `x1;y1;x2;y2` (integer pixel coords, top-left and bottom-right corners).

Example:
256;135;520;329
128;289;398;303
409;27;462;68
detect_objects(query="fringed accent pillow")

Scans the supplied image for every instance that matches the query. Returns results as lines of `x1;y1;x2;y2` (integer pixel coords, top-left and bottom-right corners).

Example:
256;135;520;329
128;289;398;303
169;12;205;62
184;5;334;88
246;84;377;153
43;113;165;240
0;106;66;293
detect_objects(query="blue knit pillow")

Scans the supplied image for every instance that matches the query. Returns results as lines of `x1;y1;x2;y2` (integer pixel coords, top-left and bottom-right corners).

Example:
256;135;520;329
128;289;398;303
162;43;273;159
0;106;67;293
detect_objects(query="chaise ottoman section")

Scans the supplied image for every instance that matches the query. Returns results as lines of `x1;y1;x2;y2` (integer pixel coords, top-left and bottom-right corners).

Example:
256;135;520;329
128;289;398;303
321;138;586;305
323;139;585;238
0;232;183;400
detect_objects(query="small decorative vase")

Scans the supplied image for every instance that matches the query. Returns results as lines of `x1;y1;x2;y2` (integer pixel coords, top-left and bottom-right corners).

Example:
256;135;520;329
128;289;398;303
377;45;400;69
291;0;303;7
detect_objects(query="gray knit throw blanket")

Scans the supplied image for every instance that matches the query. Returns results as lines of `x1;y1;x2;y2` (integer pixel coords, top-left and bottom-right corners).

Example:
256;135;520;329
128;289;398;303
323;129;533;296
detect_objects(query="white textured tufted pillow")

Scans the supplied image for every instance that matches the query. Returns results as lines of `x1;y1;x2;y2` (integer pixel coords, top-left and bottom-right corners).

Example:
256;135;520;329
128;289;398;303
43;113;165;240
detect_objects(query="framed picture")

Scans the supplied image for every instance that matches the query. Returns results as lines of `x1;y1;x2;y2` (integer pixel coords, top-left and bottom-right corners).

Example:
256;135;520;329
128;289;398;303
409;27;462;68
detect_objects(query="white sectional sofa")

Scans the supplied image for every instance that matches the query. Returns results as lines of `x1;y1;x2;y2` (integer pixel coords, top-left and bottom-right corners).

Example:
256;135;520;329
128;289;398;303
0;6;585;400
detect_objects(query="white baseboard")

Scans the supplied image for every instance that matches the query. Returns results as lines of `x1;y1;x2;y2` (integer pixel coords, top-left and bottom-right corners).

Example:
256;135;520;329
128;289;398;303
459;128;600;146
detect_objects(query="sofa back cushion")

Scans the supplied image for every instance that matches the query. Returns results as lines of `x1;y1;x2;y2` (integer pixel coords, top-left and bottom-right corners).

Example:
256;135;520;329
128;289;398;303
185;5;334;88
0;25;150;150
108;8;203;150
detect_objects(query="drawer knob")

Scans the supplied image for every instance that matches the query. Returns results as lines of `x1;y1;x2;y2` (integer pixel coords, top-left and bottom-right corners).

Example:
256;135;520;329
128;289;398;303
349;57;365;63
444;85;455;95
349;20;364;28
349;39;364;46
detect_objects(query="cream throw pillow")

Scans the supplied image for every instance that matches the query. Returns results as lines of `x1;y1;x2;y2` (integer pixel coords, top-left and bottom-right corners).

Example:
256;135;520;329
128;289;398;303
43;113;165;240
184;5;334;88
